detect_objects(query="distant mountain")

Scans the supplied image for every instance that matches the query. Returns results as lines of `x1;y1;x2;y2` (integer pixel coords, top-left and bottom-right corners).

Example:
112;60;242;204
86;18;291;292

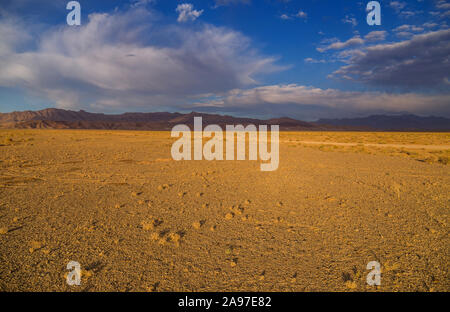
316;114;450;131
2;109;448;131
0;108;335;131
0;108;183;124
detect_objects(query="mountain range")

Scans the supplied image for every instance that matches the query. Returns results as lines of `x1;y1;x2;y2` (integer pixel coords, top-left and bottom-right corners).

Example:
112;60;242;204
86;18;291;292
316;114;450;131
0;108;449;131
0;108;333;131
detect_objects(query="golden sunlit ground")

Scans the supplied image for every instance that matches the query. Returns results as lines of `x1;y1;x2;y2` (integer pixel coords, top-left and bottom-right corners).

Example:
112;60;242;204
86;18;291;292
0;130;449;291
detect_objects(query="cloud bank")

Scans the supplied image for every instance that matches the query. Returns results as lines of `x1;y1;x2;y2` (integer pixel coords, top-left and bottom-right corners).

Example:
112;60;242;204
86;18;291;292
330;29;450;89
0;8;281;111
192;84;450;119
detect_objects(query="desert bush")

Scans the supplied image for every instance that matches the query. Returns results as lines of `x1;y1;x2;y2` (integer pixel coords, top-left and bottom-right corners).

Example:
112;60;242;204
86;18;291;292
438;156;448;165
1;136;13;146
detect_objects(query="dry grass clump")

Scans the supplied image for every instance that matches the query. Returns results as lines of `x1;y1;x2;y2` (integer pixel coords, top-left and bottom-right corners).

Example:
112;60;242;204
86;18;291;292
1;135;14;146
437;156;448;165
0;131;36;146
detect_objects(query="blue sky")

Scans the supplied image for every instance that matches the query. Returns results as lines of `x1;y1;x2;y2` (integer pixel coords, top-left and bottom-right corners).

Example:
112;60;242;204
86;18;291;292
0;0;449;120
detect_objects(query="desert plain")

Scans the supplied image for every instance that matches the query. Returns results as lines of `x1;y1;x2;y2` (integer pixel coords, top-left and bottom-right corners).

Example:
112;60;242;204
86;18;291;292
0;129;449;291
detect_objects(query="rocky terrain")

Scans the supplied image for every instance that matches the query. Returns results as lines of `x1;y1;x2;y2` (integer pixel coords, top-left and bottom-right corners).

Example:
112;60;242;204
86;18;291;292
0;129;448;291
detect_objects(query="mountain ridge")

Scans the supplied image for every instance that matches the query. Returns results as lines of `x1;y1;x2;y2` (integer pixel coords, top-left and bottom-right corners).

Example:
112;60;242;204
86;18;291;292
0;108;335;131
317;114;450;131
1;108;449;131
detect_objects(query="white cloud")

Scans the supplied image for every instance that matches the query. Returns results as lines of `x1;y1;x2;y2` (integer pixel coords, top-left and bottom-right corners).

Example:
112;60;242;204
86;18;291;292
176;3;203;23
423;22;438;28
342;15;357;27
364;31;387;42
389;1;406;11
436;1;450;10
393;24;424;32
317;36;364;52
304;58;326;64
0;17;31;55
400;10;419;18
132;0;156;7
0;8;283;110
395;31;414;38
296;10;307;18
280;10;307;20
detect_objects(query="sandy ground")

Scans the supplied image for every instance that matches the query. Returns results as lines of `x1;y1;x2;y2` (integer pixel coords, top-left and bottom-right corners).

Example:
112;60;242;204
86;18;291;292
0;130;449;292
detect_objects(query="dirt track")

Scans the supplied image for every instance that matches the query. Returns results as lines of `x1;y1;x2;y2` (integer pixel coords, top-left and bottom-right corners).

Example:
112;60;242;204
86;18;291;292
0;130;449;291
290;141;450;150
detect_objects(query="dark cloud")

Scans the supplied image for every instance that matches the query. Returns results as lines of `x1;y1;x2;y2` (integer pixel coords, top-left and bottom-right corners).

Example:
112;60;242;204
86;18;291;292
330;29;450;89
